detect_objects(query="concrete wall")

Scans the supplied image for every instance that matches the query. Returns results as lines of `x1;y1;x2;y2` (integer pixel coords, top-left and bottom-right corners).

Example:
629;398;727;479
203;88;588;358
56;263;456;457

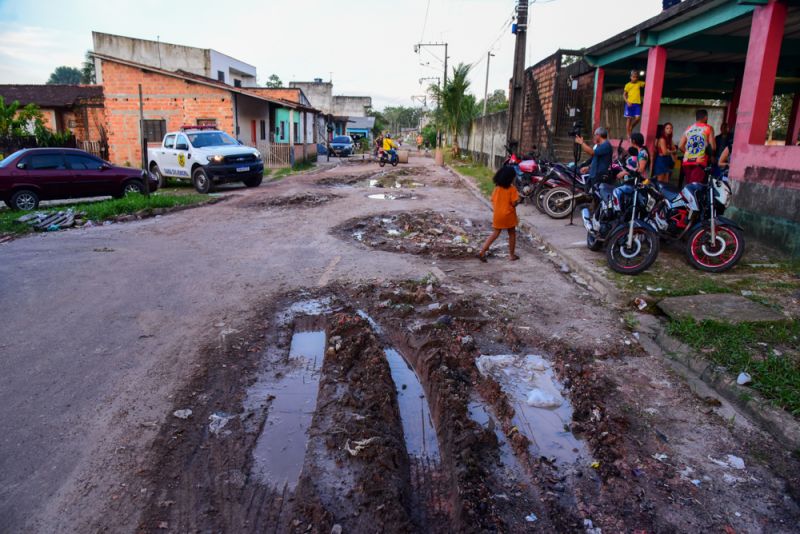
461;110;509;169
93;32;256;88
332;96;371;117
209;49;257;87
94;32;209;78
290;81;333;114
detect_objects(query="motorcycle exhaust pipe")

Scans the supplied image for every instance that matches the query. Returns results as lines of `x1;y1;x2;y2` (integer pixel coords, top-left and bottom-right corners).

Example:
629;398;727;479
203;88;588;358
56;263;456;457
581;208;593;232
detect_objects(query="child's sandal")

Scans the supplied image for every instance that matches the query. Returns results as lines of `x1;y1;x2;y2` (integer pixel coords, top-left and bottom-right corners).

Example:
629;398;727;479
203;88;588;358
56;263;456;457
510;254;520;261
477;253;487;263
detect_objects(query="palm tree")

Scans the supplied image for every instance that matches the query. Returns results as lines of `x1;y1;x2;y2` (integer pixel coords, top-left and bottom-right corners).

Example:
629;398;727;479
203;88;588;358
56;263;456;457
429;63;476;156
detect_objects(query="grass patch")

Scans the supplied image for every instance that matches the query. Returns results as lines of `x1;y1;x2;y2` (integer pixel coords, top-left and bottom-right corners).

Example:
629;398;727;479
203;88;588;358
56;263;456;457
445;151;495;197
668;317;800;415
0;192;210;236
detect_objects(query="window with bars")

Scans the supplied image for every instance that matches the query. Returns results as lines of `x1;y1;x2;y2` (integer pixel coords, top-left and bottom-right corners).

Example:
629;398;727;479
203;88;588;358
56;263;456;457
197;118;217;127
142;119;166;143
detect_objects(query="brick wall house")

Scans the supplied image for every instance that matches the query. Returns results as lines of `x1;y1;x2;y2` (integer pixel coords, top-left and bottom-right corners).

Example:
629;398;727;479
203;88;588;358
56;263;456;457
94;54;318;167
0;84;105;144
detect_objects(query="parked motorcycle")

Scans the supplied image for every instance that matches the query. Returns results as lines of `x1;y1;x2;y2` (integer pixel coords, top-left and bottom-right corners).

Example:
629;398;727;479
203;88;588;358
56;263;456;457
649;168;744;272
378;148;398;167
503;145;544;204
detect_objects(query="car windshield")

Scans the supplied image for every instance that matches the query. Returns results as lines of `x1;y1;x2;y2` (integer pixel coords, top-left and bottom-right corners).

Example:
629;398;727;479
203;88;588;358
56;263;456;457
0;150;25;168
187;131;239;148
333;136;351;144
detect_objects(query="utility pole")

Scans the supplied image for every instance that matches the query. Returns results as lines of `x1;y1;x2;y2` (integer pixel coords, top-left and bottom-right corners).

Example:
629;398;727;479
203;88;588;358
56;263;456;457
414;42;449;149
480;52;495;163
506;0;528;151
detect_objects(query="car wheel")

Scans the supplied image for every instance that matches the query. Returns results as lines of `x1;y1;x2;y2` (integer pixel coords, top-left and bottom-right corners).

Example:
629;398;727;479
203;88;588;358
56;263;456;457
122;179;145;196
243;175;263;188
150;163;165;188
192;167;213;194
9;189;39;211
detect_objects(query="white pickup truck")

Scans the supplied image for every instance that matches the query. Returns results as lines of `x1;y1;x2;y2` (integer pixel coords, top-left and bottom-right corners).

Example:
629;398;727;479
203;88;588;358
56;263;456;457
147;127;264;193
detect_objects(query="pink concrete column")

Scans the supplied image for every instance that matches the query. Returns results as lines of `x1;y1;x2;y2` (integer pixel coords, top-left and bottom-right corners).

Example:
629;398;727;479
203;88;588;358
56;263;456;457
734;0;787;149
725;77;743;127
640;45;667;148
786;93;800;145
592;67;605;131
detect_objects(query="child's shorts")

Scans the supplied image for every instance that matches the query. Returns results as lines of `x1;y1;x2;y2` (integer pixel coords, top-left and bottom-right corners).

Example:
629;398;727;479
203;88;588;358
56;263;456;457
624;103;642;118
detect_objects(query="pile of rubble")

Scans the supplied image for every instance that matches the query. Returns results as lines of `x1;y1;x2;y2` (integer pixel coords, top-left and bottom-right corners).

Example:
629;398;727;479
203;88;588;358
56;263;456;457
336;210;489;258
16;209;86;232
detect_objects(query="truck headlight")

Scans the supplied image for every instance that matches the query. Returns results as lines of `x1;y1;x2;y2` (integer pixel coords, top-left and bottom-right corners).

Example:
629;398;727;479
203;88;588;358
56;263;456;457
207;155;224;163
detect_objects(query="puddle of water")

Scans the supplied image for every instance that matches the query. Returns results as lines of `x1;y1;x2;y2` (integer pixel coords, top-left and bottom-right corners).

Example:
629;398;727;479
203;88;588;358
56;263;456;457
468;399;520;472
251;329;326;490
367;193;418;201
385;348;440;460
356;310;439;461
476;354;588;465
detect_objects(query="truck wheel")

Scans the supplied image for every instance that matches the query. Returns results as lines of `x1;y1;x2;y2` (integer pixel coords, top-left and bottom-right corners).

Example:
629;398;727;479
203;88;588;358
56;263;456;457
150;163;166;188
9;189;39;211
192;168;214;194
243;175;263;188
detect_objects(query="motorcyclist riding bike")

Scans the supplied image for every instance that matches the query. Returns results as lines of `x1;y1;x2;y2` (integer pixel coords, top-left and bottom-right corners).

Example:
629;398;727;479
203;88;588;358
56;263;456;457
382;134;399;164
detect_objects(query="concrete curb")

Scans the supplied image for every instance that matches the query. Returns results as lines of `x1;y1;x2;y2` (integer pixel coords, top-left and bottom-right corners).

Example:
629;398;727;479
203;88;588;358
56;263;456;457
448;163;800;451
445;164;619;303
638;314;800;450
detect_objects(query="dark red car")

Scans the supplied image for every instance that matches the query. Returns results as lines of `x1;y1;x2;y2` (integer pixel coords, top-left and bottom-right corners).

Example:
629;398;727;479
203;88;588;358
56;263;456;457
0;148;158;210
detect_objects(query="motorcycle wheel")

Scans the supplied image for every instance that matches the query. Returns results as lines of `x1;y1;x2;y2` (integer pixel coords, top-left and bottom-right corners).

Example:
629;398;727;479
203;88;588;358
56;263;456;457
391;160;398;167
606;225;660;275
543;187;574;219
533;183;548;213
685;223;745;273
587;231;603;251
379;159;386;168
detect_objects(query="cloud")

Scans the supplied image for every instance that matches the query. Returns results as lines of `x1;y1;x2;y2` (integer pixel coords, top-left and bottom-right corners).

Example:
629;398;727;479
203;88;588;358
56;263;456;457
0;24;85;82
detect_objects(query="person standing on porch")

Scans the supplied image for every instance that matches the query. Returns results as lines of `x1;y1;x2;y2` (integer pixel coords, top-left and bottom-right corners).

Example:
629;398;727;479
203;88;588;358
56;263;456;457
624;70;646;137
653;123;676;183
679;109;716;185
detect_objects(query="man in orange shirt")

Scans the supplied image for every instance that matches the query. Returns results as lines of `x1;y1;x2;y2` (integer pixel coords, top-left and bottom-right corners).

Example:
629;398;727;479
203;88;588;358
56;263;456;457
679;109;716;185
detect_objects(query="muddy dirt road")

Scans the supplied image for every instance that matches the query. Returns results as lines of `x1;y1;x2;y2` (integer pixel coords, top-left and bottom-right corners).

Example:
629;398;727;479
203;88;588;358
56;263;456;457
1;157;798;533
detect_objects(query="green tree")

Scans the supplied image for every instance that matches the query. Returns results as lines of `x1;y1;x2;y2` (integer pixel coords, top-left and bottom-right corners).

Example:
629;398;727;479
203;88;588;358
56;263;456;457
768;93;793;141
81;51;95;84
477;89;508;115
265;74;283;88
47;66;82;85
0;96;43;137
429;63;474;155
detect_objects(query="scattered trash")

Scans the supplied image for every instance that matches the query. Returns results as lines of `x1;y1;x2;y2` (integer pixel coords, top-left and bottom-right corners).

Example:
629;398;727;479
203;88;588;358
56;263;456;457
16;209;84;232
583;518;602;534
590;461;600;469
653;453;669;463
740;290;754;296
330;525;343;534
634;297;648;310
208;413;233;435
691;479;702;487
344;436;380;456
708;454;745;470
560;263;570;274
646;286;663;292
737;372;752;385
173;409;192;419
722;473;743;485
525;513;538;522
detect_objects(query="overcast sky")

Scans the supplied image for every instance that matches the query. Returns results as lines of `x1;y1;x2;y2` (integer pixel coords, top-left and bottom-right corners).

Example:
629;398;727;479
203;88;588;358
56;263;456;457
0;0;665;109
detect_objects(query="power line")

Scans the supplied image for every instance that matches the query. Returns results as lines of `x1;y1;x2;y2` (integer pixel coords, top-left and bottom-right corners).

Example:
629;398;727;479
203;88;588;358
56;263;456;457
420;0;432;42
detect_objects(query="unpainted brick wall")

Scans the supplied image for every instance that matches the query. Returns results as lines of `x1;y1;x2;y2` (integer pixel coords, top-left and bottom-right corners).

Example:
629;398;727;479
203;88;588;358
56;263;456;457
520;57;558;155
101;61;235;165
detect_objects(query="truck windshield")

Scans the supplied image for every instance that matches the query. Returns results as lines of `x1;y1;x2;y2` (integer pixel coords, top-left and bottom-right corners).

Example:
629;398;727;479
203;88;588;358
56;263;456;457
187;132;239;148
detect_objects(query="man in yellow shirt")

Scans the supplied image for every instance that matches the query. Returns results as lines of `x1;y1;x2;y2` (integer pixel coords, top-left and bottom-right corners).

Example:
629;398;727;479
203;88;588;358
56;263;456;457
624;70;646;137
382;133;399;164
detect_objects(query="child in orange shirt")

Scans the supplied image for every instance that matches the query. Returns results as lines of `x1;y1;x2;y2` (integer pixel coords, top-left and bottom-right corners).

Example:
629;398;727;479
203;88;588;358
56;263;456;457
478;166;520;262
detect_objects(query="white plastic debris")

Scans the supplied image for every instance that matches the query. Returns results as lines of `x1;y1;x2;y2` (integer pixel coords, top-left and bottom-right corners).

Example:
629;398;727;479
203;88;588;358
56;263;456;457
526;388;563;409
173;409;192;419
737;372;752;385
583;518;602;534
344;437;379;456
646;286;663;292
725;454;746;470
525;513;538;522
208;413;232;435
653;453;669;462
